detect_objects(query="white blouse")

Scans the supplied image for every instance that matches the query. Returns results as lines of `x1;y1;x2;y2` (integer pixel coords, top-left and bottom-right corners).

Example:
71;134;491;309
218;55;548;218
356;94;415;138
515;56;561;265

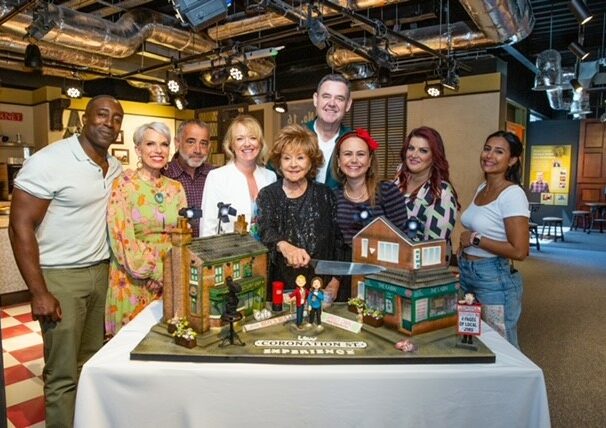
200;162;276;237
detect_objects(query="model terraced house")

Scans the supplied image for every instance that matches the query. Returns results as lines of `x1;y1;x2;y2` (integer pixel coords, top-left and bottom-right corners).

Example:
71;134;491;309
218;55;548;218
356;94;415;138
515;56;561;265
351;217;459;335
163;219;268;332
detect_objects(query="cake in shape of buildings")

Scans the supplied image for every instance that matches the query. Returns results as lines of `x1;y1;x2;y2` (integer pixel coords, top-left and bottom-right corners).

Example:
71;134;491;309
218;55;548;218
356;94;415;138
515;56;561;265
351;217;459;335
163;219;268;333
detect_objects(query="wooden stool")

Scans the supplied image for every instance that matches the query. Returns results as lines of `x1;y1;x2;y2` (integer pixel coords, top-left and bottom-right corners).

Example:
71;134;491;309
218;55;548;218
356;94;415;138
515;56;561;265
529;222;540;251
590;218;606;233
541;217;564;241
571;210;590;232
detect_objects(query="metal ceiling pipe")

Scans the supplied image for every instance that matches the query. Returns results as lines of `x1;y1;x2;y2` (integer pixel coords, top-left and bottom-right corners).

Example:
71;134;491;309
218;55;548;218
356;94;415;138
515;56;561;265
0;2;216;58
207;0;409;41
0;32;114;70
458;0;534;44
326;0;533;68
327;22;492;68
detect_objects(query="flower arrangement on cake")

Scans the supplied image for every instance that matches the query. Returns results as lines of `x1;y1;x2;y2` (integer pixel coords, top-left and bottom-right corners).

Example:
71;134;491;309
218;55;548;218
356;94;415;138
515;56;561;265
362;308;384;328
172;320;197;349
347;297;365;314
167;316;187;334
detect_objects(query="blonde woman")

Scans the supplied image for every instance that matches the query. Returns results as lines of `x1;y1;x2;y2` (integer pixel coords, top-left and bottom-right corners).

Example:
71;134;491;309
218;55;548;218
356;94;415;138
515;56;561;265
201;115;276;236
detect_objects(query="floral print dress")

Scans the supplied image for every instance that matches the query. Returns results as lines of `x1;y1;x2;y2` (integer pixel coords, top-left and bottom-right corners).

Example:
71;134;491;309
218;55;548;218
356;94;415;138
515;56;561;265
105;169;187;336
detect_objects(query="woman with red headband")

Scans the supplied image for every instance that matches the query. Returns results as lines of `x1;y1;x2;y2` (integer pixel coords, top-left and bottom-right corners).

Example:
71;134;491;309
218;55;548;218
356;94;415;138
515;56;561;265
394;126;459;258
330;128;407;301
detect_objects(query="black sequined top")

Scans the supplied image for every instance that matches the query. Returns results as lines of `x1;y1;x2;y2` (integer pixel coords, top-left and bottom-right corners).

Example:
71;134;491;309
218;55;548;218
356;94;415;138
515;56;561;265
257;179;343;289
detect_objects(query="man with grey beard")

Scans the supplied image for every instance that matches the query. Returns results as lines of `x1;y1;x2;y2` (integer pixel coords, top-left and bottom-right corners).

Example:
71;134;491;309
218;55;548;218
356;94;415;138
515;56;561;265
164;120;214;237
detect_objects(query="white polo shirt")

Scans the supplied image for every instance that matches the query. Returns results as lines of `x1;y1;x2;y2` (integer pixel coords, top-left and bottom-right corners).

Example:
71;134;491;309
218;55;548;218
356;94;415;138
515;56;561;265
14;135;122;268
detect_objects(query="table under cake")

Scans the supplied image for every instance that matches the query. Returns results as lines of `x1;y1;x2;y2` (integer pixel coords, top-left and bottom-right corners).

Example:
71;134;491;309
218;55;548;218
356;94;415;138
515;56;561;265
74;301;550;428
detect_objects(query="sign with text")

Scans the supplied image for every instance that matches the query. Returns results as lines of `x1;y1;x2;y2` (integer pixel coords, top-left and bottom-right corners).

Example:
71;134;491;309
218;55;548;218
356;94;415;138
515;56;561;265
457;304;482;336
0;111;23;121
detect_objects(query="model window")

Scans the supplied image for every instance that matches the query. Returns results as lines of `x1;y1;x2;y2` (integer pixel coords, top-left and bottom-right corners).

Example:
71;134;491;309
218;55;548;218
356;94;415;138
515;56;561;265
190;266;199;282
233;262;241;279
214;266;224;284
361;238;368;258
377;241;399;263
366;288;385;312
421;246;442;266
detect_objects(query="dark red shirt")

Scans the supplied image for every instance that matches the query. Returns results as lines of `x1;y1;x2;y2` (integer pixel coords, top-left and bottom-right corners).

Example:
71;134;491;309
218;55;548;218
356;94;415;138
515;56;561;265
163;155;214;237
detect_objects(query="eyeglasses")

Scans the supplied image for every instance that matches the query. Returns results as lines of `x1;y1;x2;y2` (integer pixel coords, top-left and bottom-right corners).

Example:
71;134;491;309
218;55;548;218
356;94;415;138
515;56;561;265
183;139;210;148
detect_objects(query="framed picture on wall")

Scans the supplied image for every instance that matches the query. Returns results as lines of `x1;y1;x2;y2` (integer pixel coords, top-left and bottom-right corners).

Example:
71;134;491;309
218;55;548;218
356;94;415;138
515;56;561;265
111;148;130;165
114;131;124;145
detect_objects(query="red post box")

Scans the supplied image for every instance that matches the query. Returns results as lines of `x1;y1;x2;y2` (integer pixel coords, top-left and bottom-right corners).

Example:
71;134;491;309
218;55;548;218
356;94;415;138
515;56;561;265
272;281;284;312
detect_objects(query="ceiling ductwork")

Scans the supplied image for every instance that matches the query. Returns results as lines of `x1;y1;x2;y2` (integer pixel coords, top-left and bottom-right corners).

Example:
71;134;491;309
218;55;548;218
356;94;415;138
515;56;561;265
206;0;410;42
326;0;533;70
0;2;216;59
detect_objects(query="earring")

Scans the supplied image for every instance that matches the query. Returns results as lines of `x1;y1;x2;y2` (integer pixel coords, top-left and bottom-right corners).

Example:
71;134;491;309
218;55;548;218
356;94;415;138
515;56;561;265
136;157;142;169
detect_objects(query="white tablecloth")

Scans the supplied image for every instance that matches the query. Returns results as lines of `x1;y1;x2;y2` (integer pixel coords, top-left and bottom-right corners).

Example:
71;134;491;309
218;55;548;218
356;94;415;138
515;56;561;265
74;301;550;428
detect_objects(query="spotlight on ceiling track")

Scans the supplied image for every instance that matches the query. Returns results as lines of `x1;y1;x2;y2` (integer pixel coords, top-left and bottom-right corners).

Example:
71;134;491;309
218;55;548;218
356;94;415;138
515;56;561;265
569;0;593;26
424;82;443;97
308;18;330;50
442;72;459;91
63;80;83;99
273;95;288;114
174;96;188;111
24;43;42;70
568;41;590;60
210;67;230;85
170;0;228;30
570;78;583;93
166;70;186;95
228;62;248;81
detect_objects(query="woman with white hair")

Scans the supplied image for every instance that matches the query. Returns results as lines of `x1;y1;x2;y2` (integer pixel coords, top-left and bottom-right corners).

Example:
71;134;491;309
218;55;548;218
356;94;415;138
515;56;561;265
105;122;187;337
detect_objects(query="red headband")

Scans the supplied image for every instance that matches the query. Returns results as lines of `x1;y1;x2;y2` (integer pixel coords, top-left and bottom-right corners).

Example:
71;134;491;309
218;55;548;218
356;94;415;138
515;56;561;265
337;128;379;152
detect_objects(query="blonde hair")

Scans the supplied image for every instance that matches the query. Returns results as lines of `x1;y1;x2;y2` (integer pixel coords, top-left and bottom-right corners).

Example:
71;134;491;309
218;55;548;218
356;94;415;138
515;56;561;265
269;124;323;179
223;115;268;165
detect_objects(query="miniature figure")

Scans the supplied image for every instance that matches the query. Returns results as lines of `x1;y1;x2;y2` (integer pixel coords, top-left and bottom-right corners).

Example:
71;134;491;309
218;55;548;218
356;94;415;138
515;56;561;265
456;292;480;350
219;276;245;347
287;275;309;330
307;277;325;332
225;276;241;317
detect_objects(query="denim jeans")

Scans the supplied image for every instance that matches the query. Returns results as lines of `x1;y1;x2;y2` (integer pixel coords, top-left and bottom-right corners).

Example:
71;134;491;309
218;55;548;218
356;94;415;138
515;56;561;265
458;256;523;348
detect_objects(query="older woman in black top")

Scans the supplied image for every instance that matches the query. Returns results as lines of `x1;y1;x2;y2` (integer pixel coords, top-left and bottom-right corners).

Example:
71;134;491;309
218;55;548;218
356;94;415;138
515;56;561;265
257;124;341;299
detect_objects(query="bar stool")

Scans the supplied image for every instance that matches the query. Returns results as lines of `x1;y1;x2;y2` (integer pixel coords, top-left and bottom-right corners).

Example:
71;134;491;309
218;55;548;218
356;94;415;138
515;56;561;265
541;217;564;242
529;222;540;251
571;210;591;232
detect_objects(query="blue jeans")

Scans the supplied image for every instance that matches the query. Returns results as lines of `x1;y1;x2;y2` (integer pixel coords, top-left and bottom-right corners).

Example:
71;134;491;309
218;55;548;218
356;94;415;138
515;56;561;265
458;256;523;349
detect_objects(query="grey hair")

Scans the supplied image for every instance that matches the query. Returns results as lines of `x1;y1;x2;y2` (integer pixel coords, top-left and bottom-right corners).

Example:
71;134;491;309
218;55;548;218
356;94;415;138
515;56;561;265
175;119;210;142
316;73;351;98
133;122;171;146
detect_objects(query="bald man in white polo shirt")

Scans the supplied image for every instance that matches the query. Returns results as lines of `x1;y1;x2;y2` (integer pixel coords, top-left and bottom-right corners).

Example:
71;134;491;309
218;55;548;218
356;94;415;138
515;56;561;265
8;95;124;428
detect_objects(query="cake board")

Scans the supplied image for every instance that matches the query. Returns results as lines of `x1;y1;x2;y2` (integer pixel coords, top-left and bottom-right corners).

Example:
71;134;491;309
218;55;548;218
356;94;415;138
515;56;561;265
131;305;495;364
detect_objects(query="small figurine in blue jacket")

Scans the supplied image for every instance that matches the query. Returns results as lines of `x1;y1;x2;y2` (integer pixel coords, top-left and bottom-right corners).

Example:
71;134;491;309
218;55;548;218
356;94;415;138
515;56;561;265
307;276;324;328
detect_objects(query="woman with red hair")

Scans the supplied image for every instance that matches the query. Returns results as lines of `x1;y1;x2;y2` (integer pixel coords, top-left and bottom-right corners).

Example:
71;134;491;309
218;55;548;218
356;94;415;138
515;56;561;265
394;126;459;253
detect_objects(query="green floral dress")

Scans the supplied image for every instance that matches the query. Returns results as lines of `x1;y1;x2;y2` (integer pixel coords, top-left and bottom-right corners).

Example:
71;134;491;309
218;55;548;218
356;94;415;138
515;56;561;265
105;169;187;336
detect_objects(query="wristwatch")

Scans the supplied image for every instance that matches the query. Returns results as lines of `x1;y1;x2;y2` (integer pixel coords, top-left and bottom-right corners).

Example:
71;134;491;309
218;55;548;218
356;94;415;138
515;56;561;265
471;232;482;247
